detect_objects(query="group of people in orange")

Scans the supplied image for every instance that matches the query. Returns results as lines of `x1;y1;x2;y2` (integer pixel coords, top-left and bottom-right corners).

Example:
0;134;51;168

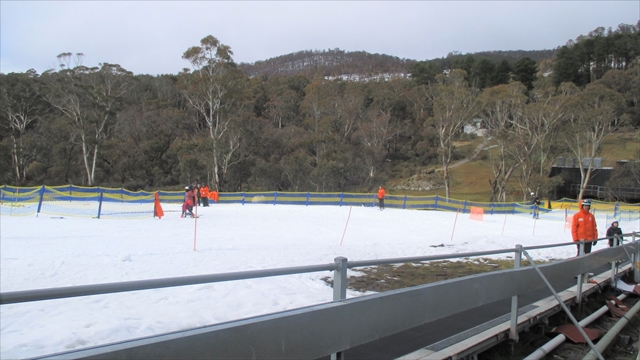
181;180;219;218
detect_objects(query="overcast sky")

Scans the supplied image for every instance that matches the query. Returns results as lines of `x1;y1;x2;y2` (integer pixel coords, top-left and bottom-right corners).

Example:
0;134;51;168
1;1;638;76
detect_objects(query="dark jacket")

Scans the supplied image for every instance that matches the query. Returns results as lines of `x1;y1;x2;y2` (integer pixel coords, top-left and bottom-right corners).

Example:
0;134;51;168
606;226;623;246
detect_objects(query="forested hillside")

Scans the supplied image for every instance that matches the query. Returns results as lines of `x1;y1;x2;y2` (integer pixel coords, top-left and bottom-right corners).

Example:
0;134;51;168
237;48;555;79
237;49;416;78
1;23;639;202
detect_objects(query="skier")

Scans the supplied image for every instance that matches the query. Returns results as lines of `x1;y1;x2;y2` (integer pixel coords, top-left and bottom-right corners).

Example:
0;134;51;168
531;192;541;218
181;186;196;218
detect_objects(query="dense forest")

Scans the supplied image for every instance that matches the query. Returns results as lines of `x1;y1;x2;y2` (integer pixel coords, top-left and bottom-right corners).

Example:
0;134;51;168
1;22;639;202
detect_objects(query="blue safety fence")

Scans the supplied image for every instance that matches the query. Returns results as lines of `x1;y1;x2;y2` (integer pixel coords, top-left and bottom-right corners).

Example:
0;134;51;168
1;185;639;221
0;185;156;219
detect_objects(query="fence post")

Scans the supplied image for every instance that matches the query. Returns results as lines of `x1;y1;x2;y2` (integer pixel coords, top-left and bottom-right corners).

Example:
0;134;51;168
36;185;45;217
510;244;522;341
403;195;407;210
463;200;467;213
340;192;344;207
576;241;585;304
273;191;278;205
434;195;439;210
333;257;348;301
331;257;348;360
634;233;640;283
97;190;104;219
306;192;310;206
241;193;245;205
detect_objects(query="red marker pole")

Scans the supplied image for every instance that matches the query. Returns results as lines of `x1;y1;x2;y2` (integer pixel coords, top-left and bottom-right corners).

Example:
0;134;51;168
340;206;352;246
193;203;198;251
450;204;460;241
501;213;507;236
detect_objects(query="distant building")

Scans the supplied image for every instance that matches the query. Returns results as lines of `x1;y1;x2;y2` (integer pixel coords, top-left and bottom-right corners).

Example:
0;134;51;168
464;118;487;137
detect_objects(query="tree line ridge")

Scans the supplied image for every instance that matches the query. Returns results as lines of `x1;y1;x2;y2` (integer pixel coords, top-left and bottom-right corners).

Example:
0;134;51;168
1;23;638;204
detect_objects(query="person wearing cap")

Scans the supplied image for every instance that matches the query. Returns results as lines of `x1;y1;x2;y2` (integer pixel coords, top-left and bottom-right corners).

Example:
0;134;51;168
377;186;386;210
571;199;598;255
606;220;623;247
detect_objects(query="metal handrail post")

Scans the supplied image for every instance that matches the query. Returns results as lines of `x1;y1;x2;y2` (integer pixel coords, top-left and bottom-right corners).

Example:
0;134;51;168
332;257;348;360
633;233;640;283
522;250;604;360
610;236;620;286
610;256;617;287
509;244;522;341
576;241;585;304
333;257;348;301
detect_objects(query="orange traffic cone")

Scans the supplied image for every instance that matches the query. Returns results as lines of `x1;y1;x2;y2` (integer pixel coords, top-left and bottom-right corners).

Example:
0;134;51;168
154;192;164;219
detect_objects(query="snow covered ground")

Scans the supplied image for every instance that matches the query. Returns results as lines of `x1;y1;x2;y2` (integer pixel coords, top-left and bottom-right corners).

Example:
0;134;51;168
1;203;638;359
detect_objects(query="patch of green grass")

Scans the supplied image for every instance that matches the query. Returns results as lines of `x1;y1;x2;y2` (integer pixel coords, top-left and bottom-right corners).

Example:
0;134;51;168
388;132;638;203
418;161;496;202
600;132;640;162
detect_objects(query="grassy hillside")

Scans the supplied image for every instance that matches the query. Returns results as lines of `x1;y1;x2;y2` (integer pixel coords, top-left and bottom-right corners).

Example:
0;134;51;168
600;131;640;163
388;132;639;203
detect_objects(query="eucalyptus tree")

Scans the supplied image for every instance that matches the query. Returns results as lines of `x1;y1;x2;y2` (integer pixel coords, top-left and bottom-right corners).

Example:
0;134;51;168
281;147;314;191
322;80;365;145
425;69;479;198
41;53;133;186
301;78;329;134
518;81;572;200
262;75;306;129
479;82;528;202
0;70;49;184
594;57;640;127
180;35;250;191
562;83;626;200
353;79;409;188
405;83;439;165
300;78;333;171
107;75;190;188
353;105;393;188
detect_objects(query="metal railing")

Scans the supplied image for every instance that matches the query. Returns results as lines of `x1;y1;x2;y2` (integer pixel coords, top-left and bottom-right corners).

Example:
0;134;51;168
571;184;640;199
2;233;639;360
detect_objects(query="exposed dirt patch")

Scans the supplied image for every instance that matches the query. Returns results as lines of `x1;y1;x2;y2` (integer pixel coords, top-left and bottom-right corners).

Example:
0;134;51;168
322;258;544;293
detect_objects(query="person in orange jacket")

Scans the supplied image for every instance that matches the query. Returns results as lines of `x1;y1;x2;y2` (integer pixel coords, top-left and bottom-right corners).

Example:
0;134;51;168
200;185;210;207
571;198;598;256
377;186;386;210
209;189;219;203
